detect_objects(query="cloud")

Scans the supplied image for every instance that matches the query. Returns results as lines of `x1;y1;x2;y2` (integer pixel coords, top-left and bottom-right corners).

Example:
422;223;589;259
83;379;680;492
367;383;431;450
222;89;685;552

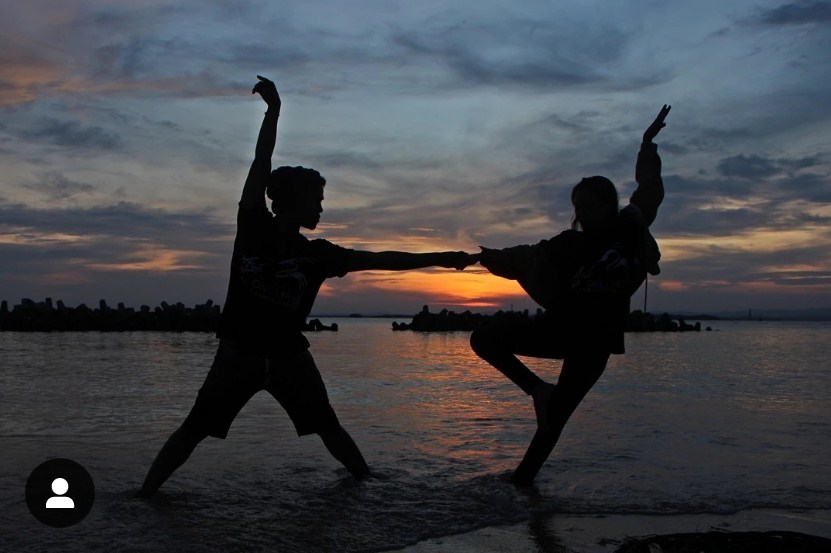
390;15;665;92
654;175;831;238
0;201;231;249
660;236;831;284
1;1;830;314
24;172;96;200
0;2;255;107
0;200;234;305
717;153;823;180
19;118;123;151
755;1;831;26
717;154;779;179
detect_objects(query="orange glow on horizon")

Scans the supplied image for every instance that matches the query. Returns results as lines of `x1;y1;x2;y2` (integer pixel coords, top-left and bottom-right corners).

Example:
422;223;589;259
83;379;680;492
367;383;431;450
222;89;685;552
320;268;527;309
657;280;689;292
0;230;93;245
87;248;209;272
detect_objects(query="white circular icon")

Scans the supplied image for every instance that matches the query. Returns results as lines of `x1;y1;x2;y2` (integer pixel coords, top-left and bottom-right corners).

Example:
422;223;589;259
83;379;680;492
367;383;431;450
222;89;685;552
45;477;75;509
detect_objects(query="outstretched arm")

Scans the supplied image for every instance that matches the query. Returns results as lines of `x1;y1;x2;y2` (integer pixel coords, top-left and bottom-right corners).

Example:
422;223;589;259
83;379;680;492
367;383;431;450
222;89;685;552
630;104;670;226
346;250;479;272
478;244;535;280
240;75;282;209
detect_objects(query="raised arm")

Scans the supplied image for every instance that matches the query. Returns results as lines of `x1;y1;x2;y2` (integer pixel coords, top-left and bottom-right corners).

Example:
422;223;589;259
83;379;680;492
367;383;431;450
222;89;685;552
240;75;282;210
346;250;479;272
630;104;670;227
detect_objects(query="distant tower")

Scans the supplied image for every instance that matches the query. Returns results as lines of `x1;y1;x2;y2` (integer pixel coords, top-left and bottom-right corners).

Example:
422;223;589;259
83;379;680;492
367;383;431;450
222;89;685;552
748;308;752;321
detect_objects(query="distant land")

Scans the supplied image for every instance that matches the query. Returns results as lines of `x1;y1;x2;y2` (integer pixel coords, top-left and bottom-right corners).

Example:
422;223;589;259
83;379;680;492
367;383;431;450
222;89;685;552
3;298;831;332
310;307;831;321
314;307;831;322
671;308;831;322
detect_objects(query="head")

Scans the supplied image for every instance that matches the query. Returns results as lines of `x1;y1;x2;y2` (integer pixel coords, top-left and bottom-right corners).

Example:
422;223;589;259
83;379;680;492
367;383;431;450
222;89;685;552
570;176;619;235
267;166;326;230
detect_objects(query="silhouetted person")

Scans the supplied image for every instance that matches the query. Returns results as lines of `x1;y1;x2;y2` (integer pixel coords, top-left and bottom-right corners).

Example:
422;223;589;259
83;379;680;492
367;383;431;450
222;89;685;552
470;105;671;486
137;76;476;498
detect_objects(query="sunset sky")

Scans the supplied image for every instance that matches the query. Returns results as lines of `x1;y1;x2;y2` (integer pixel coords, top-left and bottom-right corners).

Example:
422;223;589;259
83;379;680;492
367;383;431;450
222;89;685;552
1;0;830;315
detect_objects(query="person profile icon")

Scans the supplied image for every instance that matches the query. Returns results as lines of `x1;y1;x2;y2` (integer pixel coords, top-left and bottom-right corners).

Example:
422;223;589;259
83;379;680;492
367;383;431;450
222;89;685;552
27;458;93;527
45;478;75;509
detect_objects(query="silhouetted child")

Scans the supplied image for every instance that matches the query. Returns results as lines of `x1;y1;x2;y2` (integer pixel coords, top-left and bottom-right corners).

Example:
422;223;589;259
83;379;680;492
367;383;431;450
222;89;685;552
471;105;670;485
137;76;476;498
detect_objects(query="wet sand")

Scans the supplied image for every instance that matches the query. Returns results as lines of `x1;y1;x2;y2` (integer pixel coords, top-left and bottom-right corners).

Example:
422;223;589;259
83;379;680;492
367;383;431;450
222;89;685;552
396;509;831;552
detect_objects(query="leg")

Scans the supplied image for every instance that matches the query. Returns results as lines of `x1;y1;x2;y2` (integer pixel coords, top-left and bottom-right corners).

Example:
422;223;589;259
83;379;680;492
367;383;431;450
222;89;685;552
470;322;562;428
268;350;370;480
136;341;261;498
136;424;208;498
511;352;609;485
318;426;370;480
470;323;557;394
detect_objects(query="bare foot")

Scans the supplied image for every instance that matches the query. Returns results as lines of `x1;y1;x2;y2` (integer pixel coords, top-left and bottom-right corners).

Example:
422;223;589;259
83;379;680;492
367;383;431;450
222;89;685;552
531;382;556;432
134;486;156;499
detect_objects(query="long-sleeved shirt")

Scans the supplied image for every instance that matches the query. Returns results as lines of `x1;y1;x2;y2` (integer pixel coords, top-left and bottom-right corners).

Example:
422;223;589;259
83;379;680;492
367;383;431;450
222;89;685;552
480;141;664;354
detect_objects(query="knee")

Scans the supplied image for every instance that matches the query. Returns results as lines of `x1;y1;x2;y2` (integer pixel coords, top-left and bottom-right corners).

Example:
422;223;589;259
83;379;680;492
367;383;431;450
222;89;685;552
469;327;492;357
174;424;208;447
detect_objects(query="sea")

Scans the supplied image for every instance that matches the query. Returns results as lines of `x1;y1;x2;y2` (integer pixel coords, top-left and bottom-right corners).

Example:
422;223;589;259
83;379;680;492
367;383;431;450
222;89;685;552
1;319;830;551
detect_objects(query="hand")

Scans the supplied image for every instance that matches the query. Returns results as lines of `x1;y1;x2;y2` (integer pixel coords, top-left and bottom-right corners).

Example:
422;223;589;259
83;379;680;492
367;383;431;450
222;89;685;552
478;246;497;266
252;75;281;112
444;251;480;271
642;104;671;144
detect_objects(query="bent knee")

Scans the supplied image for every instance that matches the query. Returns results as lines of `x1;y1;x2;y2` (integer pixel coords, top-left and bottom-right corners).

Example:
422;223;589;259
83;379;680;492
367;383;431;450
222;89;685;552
469;327;488;355
175;422;209;445
470;326;503;358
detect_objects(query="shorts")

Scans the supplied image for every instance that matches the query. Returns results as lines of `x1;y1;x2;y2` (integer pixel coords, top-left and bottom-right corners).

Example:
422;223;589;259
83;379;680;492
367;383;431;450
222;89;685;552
182;340;340;438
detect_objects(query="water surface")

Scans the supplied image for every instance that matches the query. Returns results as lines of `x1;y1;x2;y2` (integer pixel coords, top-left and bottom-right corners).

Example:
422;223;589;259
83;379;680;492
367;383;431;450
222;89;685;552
2;319;829;551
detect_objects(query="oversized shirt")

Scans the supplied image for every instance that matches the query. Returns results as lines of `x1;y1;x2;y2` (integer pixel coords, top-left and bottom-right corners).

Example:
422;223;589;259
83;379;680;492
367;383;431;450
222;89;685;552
480;142;664;355
217;204;353;355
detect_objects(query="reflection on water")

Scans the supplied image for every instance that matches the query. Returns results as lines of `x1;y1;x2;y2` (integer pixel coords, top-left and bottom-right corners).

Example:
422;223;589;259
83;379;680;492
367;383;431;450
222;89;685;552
1;320;830;551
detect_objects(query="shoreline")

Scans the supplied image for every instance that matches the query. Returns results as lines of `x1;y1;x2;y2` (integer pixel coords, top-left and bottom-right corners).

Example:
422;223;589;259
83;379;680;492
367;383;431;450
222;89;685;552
394;508;831;552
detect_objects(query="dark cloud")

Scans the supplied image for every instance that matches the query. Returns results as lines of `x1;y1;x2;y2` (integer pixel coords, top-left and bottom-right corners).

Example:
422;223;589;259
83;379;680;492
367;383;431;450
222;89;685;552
760;270;831;286
76;3;384;96
92;38;169;80
0;199;237;306
0;201;231;245
653;200;765;238
24;172;96;201
772;171;831;203
223;43;313;72
756;1;831;26
390;16;669;92
717;153;822;179
654;152;830;223
717;154;779;179
20;118;123;151
324;195;479;245
393;32;596;89
655;167;831;236
641;167;831;237
0;247;228;308
663;239;831;286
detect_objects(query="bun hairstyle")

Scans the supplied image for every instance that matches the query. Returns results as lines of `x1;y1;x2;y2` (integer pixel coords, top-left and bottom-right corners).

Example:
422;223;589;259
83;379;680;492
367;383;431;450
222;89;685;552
266;166;326;213
570;176;619;230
